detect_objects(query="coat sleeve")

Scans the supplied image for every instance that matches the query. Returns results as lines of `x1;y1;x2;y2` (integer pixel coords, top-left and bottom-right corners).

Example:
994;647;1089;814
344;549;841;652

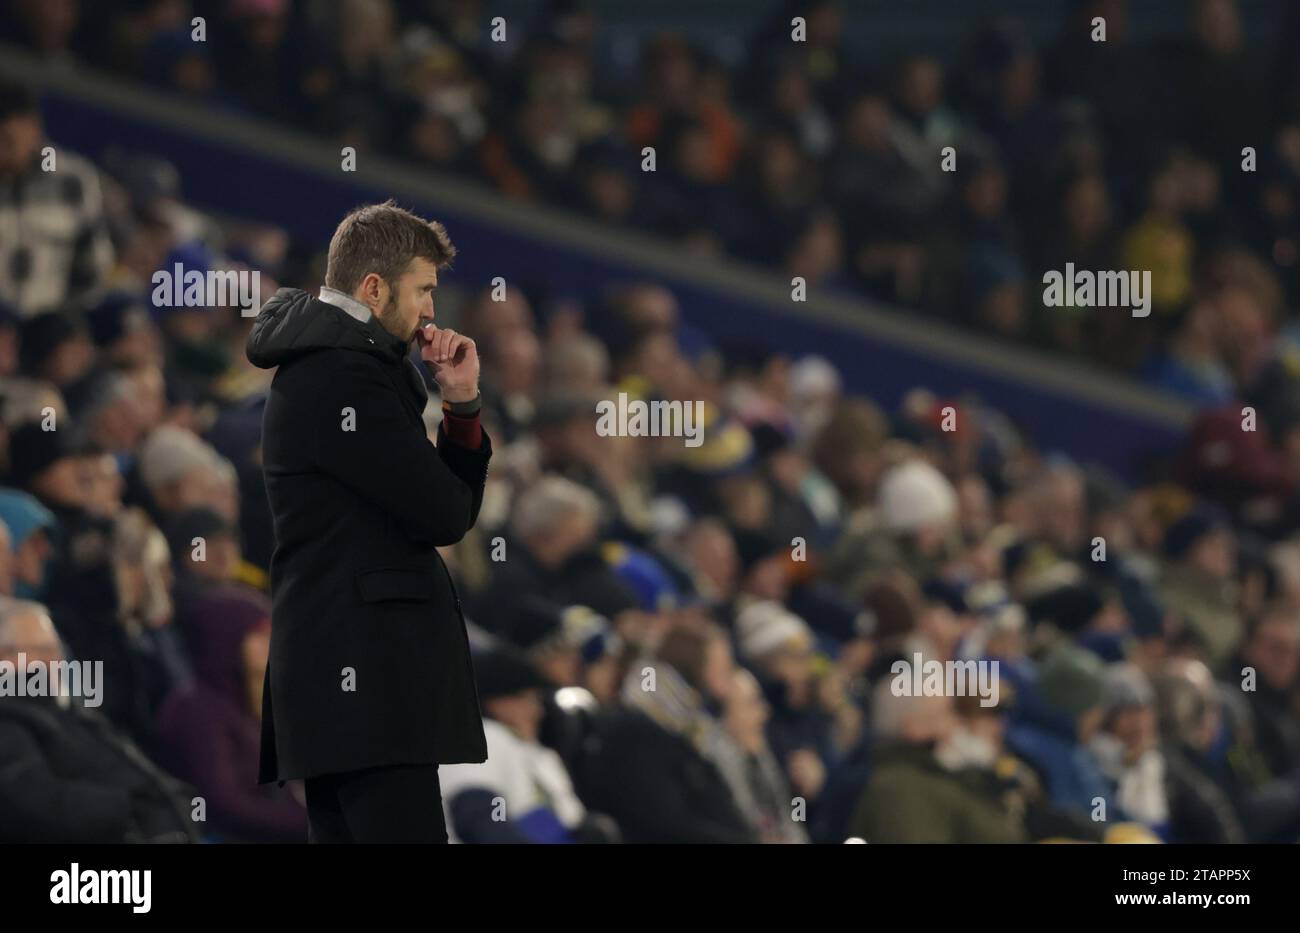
435;419;491;532
313;355;490;548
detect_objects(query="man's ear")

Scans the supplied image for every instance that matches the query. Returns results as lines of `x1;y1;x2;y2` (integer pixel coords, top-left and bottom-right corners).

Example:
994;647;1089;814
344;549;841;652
356;272;387;311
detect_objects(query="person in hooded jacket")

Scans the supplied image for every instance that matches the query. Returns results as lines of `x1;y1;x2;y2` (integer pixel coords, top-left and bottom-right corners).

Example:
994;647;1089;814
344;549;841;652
244;202;491;843
153;588;306;842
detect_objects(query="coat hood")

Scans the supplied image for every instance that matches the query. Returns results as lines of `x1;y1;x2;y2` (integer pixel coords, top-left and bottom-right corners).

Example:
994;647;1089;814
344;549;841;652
181;585;272;704
246;287;410;368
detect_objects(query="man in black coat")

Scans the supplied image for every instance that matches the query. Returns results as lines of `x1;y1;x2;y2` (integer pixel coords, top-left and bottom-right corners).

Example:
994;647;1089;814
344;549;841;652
0;597;197;843
246;202;491;843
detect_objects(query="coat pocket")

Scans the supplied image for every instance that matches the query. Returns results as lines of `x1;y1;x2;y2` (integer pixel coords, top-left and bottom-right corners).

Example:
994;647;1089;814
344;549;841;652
355;568;436;603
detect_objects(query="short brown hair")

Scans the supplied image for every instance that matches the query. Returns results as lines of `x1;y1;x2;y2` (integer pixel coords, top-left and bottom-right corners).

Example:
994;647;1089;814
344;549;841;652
324;200;456;294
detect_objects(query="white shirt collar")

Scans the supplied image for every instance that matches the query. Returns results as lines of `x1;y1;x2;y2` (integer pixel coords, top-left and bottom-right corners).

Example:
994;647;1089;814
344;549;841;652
318;286;373;323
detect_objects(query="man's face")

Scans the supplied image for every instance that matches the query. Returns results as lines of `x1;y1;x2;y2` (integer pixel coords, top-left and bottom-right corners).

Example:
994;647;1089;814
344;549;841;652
1246;619;1300;690
743;554;788;602
0;606;62;668
0;114;41;178
487;688;545;741
46;333;95;386
534;644;580;687
1107;705;1158;760
531;510;596;569
371;258;439;343
81;453;124;518
686;525;738;596
125;365;166;431
724;670;770;740
762;641;814;700
1190;529;1235;580
179;531;238;582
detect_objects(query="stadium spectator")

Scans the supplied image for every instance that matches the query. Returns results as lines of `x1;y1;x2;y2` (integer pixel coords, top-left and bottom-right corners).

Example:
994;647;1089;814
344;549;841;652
0;596;198;843
1;0;1299;845
0;80;113;314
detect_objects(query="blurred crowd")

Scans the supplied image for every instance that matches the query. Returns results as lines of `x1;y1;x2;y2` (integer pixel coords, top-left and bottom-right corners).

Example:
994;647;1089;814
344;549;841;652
1;0;1300;844
12;0;1300;397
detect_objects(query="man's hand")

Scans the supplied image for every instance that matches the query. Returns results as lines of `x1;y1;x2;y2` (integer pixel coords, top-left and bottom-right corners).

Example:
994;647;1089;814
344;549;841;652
418;325;479;402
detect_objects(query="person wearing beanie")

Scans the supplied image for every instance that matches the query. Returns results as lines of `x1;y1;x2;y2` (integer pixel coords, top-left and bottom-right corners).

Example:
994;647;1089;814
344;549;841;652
735;599;860;801
823;458;962;602
735;599;815;663
505;596;581;685
438;647;616;843
2;423;120;602
1163;508;1230;563
6;419;156;742
559;604;625;705
1158;507;1241;669
1005;643;1111;816
730;525;790;604
1039;643;1107;722
153;588;307;842
17;312;95;388
1025;578;1131;660
603;541;682;612
45;496;175;745
165;507;239;585
879;459;958;535
4;421;84;504
1027;580;1105;636
0;488;55;598
1088;663;1171;839
1151;658;1248;843
86;291;161;367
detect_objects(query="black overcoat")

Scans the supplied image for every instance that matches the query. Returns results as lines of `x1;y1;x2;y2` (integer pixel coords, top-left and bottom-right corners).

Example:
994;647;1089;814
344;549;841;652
246;288;490;782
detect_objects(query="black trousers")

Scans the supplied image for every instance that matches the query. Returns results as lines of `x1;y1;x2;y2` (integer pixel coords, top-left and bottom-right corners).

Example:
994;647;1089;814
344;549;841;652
304;763;448;843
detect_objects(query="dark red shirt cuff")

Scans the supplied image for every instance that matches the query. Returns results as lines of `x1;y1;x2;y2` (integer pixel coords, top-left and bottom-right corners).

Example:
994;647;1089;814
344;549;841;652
441;409;482;449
